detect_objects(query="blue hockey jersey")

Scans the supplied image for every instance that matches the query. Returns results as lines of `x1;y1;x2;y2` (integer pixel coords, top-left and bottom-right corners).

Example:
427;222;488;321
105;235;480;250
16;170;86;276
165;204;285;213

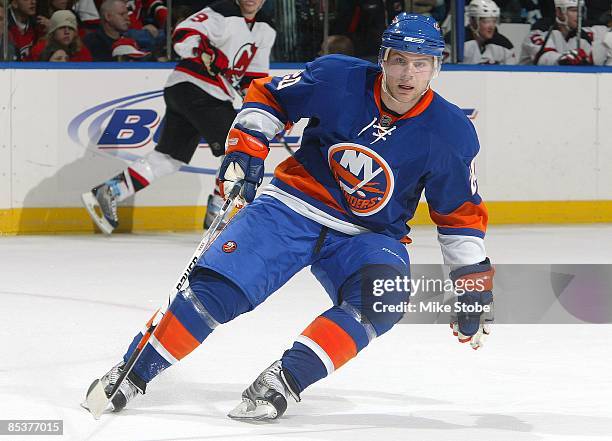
235;55;488;265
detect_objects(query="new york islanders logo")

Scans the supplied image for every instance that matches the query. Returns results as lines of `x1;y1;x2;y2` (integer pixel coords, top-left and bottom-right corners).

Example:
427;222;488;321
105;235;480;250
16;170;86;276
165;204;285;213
328;143;395;216
222;241;237;253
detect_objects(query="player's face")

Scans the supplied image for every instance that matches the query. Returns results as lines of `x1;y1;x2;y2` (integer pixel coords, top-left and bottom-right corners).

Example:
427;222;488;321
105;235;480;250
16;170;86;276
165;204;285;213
382;50;435;104
53;26;75;45
240;0;264;17
566;7;578;29
478;17;497;40
49;48;69;61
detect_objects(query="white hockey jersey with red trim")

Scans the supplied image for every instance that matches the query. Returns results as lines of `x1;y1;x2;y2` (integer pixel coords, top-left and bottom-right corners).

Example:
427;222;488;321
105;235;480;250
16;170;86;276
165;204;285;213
166;0;276;102
520;18;610;65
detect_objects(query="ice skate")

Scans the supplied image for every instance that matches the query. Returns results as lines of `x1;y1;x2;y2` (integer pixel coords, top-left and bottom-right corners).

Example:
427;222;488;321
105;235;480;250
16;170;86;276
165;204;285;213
83;362;144;416
228;360;299;421
81;182;119;235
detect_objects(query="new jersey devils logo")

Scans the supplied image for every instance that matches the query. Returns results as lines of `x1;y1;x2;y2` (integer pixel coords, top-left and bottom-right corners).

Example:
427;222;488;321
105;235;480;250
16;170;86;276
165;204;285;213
229;43;258;84
328;143;395;216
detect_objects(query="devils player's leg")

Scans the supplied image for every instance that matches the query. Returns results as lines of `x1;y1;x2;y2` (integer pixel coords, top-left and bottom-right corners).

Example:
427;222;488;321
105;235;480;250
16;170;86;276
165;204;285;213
81;83;199;234
91;196;323;412
175;90;236;229
156;82;237;228
229;231;410;420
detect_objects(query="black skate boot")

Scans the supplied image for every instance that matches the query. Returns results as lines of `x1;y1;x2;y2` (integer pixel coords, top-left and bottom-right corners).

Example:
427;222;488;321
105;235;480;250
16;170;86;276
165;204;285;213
81;183;119;235
228;360;300;421
84;362;145;414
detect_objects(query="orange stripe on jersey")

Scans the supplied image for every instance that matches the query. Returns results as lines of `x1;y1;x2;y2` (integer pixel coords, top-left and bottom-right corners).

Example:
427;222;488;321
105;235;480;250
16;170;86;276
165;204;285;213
373;74;433;125
244;76;286;119
429;201;489;233
274;156;347;214
301;316;357;370
154;310;200;361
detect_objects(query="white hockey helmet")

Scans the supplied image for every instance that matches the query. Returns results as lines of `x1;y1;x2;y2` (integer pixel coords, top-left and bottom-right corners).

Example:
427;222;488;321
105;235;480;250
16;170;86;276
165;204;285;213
467;0;501;18
554;0;578;9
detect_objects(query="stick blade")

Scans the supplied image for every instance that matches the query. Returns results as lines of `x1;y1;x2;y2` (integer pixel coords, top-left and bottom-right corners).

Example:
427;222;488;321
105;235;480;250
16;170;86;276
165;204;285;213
85;379;110;420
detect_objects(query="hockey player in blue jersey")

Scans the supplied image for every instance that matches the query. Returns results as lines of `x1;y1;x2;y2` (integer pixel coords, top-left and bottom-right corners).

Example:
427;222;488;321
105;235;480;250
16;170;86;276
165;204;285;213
87;13;494;420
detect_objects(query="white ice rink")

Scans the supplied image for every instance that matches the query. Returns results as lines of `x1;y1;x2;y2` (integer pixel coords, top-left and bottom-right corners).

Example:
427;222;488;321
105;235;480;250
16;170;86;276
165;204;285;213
1;225;612;441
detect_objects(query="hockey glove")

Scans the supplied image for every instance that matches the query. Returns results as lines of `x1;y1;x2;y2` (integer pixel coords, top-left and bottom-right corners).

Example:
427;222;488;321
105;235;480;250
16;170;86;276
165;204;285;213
200;38;229;76
558;48;591;65
219;126;270;204
449;258;495;350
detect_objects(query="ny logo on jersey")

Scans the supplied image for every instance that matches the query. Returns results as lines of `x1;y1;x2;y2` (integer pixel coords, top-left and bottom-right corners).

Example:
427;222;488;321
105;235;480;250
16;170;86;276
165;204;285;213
328;143;395;216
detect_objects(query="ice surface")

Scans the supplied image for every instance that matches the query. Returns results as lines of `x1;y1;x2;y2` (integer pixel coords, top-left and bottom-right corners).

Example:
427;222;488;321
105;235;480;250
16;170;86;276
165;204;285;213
1;225;611;440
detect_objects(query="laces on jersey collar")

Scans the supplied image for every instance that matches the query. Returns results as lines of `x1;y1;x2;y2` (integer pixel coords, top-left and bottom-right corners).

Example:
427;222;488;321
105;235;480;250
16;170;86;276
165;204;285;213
358;117;397;145
371;122;397;144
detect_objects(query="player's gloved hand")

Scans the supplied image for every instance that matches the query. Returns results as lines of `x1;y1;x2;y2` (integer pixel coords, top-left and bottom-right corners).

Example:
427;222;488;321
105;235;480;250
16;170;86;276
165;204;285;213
449;258;494;350
219;126;270;204
558;48;591;65
200;38;229;76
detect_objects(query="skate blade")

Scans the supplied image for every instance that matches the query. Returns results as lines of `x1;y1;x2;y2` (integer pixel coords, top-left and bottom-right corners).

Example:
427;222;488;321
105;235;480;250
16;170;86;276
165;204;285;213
85;379;110;420
227;400;278;421
81;192;114;235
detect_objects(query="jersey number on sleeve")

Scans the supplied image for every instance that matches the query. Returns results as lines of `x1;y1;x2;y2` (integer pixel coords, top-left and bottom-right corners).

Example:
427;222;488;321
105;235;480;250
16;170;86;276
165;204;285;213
191;12;208;22
469;159;478;195
277;72;303;90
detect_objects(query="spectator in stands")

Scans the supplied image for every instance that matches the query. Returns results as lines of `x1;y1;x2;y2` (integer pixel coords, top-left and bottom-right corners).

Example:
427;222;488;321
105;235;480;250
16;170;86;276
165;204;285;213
29;10;92;60
111;35;150;60
385;0;446;23
38;40;69;59
404;0;445;20
35;0;73;32
444;0;516;64
73;0;102;32
319;34;355;56
0;3;18;60
8;0;43;59
333;0;387;60
520;0;610;64
124;0;167;52
83;0;130;60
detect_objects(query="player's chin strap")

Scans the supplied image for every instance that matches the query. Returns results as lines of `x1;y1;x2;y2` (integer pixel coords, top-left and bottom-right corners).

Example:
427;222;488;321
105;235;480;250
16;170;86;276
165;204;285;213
555;6;576;29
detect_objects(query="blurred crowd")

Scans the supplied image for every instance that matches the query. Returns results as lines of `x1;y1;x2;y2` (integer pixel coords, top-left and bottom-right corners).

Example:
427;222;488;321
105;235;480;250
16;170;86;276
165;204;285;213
1;0;611;64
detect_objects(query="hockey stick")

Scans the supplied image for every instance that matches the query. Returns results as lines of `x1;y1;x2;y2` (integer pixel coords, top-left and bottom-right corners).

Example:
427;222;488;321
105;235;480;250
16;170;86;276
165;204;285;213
276;133;296;157
577;0;583;51
85;181;244;420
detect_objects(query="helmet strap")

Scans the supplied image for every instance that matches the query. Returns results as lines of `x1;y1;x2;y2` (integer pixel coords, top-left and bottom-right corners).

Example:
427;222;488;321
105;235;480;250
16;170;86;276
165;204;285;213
556;7;570;28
